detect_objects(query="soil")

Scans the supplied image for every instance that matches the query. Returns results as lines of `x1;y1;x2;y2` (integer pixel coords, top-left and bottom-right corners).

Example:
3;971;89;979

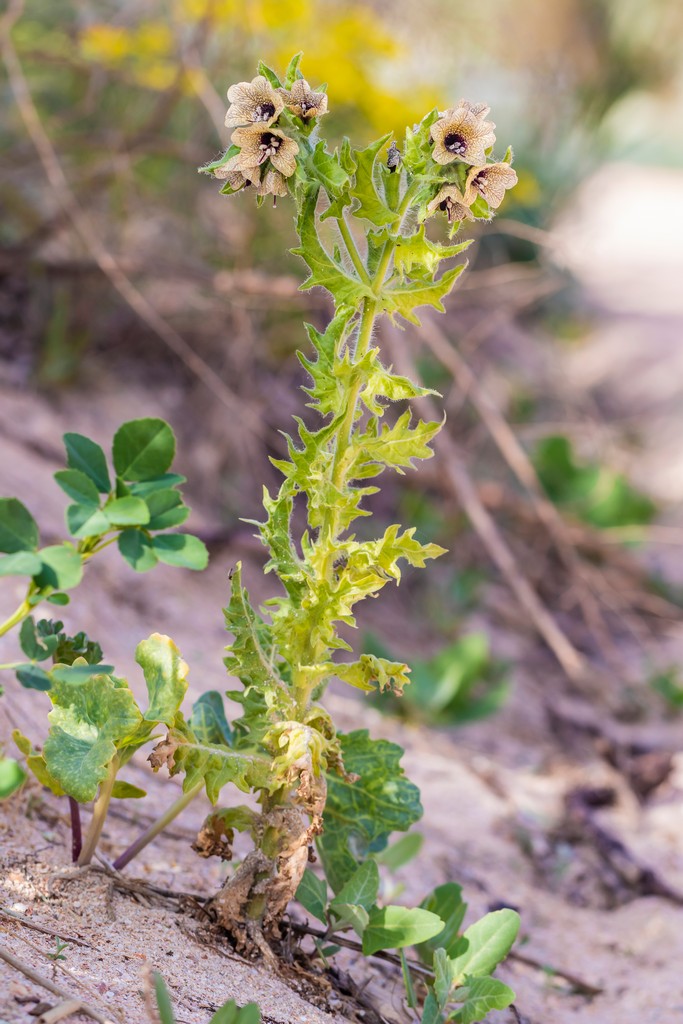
2;163;683;1023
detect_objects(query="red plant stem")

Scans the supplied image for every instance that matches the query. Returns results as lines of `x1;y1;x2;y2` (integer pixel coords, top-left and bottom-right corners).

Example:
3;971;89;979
68;797;82;863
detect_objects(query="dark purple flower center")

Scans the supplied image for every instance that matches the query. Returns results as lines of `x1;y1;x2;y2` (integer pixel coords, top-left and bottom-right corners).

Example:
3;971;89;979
258;133;282;164
472;170;489;193
439;196;463;223
253;102;276;121
445;132;467;155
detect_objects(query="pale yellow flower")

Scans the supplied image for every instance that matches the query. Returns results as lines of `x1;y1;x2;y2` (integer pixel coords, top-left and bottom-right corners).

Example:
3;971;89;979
430;102;496;166
255;169;289;198
426;184;475;224
225;75;284;129
280;79;328;120
231;126;299;179
213;155;260;188
466;162;518;209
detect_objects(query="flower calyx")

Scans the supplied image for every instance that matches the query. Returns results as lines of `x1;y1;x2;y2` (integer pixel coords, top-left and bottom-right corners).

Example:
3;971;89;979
430;100;496;166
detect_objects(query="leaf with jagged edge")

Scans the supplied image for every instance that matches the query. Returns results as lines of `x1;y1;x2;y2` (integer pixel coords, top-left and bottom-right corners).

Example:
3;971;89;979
334;654;411;695
355;411;442;473
350;136;399;228
391;226;472;279
291;185;371;306
320;138;356;220
223;562;282;692
165;721;269;804
298;306;355;414
258;488;305;601
309;140;350;197
319;729;422;893
42;664;143;803
379;263;468;326
354;348;437;416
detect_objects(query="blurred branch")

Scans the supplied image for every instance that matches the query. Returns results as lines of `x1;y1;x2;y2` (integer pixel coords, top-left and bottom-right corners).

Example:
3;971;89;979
0;0;263;442
385;324;587;685
419;318;615;662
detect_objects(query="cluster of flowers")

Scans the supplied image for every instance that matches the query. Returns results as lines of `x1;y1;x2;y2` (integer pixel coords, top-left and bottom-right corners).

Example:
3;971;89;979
215;74;328;198
214;72;516;224
426;100;517;223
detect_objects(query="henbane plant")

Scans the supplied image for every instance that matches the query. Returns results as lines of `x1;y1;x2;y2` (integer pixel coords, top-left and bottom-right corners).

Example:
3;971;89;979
186;54;518;950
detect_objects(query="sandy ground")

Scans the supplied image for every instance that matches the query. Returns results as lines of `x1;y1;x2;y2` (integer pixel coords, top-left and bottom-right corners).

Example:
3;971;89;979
2;162;683;1023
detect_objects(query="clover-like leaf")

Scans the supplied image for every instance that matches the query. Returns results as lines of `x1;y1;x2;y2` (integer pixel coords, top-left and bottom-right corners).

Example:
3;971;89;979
104;496;151;527
112;418;176;482
118;529;158;572
0;498;39;553
63;433;111;493
34;545;83;591
0;551;42;576
151;533;208;570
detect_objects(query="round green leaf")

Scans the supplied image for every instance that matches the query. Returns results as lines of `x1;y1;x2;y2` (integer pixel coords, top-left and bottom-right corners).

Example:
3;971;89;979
113;419;176;482
104;496;150;527
54;469;101;505
151;533;208;570
145;490;189;531
46;592;70;606
63;433;111;493
66;504;111;538
16;664;52;691
0;757;26;799
34;545;83;591
118;529;158;572
0;551;42;577
0;498;39;553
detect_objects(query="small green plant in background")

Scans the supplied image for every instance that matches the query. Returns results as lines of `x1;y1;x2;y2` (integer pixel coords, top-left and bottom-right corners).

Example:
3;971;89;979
533;435;656;529
364;633;509;726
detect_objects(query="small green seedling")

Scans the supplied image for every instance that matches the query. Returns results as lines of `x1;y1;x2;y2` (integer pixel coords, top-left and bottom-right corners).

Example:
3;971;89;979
46;938;69;962
152;972;261;1024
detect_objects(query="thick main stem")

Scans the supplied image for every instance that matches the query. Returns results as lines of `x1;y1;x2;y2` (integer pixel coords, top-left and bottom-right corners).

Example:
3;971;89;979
77;757;119;866
112;781;203;870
